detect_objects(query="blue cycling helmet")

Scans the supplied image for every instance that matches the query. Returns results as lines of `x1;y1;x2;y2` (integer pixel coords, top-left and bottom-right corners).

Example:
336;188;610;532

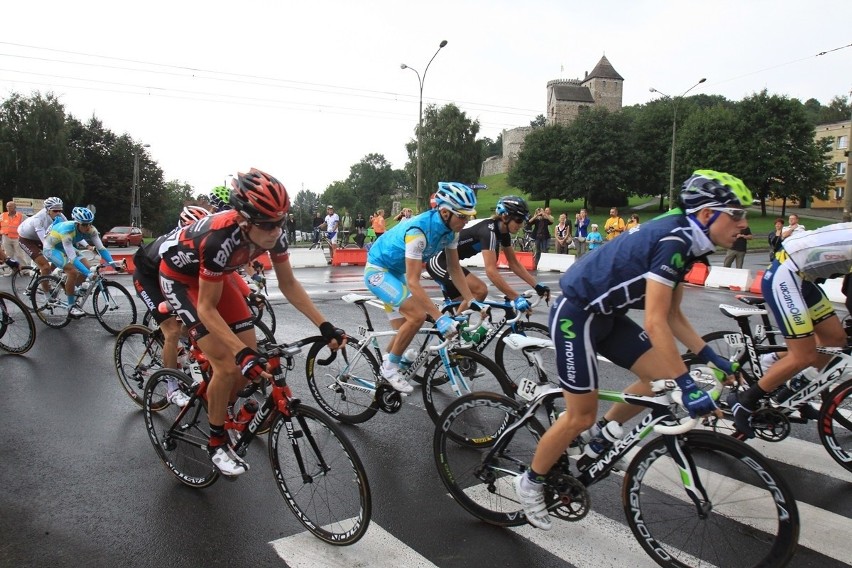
495;195;529;221
71;206;95;223
435;182;477;216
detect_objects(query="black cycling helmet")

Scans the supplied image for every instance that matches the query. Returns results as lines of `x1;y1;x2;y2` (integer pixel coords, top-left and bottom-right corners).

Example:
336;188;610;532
495;195;530;221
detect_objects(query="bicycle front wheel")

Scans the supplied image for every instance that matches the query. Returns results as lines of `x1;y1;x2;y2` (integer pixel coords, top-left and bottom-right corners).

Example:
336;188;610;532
433;391;543;526
818;377;852;471
249;294;277;337
0;292;36;354
493;321;556;387
622;430;799;568
29;275;70;329
115;324;164;407
305;338;380;424
422;347;515;425
268;404;371;545
92;280;138;334
10;266;37;308
143;368;219;488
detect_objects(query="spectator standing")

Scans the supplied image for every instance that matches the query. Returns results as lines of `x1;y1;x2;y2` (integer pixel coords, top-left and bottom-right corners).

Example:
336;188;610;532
723;226;752;268
586;223;604;251
574;208;590;257
627;213;640;231
324;205;340;263
604;207;625;241
371;209;386;240
286;213;297;244
311;210;324;244
0;200;27;266
353;213;367;248
554;213;572;254
528;206;553;268
768;217;784;261
781;213;805;240
394;207;413;222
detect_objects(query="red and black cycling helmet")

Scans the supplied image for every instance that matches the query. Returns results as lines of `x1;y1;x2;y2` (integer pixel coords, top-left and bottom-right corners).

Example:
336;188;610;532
229;168;290;221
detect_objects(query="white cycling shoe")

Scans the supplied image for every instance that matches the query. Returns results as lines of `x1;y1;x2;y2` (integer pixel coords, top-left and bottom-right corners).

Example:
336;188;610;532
210;446;250;477
381;363;413;394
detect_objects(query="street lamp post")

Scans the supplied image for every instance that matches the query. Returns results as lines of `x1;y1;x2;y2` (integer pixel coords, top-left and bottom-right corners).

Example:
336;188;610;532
650;78;706;209
401;39;448;213
844;90;852;222
131;143;150;228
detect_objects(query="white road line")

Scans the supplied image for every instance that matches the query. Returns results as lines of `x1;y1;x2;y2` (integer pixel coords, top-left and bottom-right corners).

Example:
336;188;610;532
270;521;438;568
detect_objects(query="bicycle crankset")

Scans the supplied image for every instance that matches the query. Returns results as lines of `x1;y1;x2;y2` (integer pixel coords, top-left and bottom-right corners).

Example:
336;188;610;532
752;407;791;441
547;472;590;521
376;384;403;413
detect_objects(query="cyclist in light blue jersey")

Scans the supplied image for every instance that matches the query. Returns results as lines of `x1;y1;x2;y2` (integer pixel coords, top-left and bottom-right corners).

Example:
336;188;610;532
43;206;118;318
364;182;479;393
515;170;748;530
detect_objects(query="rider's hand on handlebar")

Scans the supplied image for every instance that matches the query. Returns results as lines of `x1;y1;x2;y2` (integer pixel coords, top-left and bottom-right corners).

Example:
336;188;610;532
534;283;550;302
675;372;721;418
697;345;736;377
435;314;459;338
512;296;531;313
235;347;269;383
320;322;347;350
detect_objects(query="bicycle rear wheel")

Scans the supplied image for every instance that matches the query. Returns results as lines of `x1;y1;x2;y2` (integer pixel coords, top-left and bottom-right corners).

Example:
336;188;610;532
92;280;138;334
249;294;276;337
0;292;36;354
433;392;542;526
143;368;219;488
818;377;852;472
493;321;556;387
268;404;371;545
421;347;515;425
29;275;70;328
115;324;164;407
622;430;799;568
305;338;380;424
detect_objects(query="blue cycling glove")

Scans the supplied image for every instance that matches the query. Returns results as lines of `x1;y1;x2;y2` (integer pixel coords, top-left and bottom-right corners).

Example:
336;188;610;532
435;314;459;338
675;372;718;418
513;296;531;313
697;345;735;375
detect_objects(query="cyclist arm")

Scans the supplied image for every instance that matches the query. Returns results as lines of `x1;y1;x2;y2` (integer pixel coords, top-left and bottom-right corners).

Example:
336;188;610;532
643;279;689;379
445;247;476;311
483;247;536;299
273;256;342;346
666;285;709;354
85;231;116;266
404;255;442;321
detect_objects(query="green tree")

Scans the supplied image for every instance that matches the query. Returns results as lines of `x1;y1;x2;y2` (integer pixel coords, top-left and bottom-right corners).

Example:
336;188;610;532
818;95;852;124
333;153;397;216
507;124;571;207
530;115;547;128
292;189;321;232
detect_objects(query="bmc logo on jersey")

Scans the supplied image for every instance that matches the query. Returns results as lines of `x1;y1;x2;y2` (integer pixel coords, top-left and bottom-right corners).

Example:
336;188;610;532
213;226;244;268
170;250;196;268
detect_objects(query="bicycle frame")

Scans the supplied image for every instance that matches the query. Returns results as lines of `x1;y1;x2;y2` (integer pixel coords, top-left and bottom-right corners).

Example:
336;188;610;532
770;347;852;413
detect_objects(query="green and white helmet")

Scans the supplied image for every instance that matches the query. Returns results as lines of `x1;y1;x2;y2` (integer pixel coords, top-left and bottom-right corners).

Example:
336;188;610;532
678;170;753;213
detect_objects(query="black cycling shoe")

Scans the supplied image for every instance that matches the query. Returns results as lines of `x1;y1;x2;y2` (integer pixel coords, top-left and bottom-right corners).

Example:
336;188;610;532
726;391;755;439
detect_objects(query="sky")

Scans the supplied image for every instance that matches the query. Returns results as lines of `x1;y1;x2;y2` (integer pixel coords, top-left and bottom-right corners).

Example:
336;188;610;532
1;0;850;201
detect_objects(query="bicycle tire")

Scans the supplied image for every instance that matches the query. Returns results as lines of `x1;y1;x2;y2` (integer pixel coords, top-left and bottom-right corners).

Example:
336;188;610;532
10;266;37;309
433;391;541;526
622;430;799;568
92;280;138;335
818;377;852;472
0;291;36;354
114;324;165;407
422;347;516;425
493;321;556;387
268;403;371;545
249;294;276;337
305;337;380;424
29;275;70;329
143;368;219;488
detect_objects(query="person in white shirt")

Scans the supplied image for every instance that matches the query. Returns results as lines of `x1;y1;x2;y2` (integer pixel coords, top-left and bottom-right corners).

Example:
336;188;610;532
781;213;805;240
17;197;68;279
324;204;340;263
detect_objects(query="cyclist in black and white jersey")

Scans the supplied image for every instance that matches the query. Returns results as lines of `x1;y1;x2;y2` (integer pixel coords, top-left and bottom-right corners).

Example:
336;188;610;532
515;170;748;530
426;195;550;313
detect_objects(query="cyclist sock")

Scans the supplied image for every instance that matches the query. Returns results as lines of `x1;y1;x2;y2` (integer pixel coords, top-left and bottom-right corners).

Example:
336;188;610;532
208;424;227;452
66;294;76;306
740;384;768;410
525;468;547;484
388;353;402;366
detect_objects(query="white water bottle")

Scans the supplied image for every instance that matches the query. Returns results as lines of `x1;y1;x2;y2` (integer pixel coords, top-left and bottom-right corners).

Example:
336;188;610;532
399;348;418;371
578;420;623;470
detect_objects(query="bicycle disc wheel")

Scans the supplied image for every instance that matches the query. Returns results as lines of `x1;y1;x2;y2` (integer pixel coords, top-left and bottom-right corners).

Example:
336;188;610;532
422;347;515;425
115;324;164;407
268;404;371;545
92;280;138;335
493;321;556;387
434;392;543;526
305;337;380;424
10;266;37;308
818;377;852;472
622;430;799;568
0;292;36;354
143;368;219;488
249;294;276;337
29;275;70;329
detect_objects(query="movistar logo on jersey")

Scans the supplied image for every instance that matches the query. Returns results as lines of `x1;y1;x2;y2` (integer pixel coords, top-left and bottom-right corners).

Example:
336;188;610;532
688;391;702;401
670;253;684;269
559;318;576;340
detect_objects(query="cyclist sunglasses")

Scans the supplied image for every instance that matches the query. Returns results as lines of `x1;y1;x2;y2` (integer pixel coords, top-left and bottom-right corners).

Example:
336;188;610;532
453;212;474;220
79;222;92;227
251;218;286;231
710;207;747;221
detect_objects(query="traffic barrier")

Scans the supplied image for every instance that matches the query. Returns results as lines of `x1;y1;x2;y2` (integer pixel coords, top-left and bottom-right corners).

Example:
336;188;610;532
704;266;751;291
498;251;535;270
108;253;135;273
750;270;765;294
536;253;574;273
684;262;709;285
332;247;367;266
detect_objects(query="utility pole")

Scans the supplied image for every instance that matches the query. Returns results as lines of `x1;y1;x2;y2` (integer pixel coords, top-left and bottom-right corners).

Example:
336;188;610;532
844;90;852;222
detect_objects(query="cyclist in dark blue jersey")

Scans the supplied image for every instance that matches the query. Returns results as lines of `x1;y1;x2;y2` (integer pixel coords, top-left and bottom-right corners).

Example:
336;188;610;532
515;170;750;530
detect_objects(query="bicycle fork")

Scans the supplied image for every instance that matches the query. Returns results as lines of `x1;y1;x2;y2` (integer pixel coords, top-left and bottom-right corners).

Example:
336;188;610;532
661;435;712;518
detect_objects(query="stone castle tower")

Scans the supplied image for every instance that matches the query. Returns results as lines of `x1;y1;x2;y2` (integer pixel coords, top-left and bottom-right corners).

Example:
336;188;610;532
480;55;624;177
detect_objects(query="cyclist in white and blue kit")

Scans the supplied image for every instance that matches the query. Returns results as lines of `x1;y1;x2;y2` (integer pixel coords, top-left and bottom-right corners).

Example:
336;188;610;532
515;170;748;530
364;182;480;394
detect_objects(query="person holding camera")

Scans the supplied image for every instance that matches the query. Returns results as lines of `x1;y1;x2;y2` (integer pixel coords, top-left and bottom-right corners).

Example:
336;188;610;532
528;206;553;268
573;209;590;257
603;207;625;241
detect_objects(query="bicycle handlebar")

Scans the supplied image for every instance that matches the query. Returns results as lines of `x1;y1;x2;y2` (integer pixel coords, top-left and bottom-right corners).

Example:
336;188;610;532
651;367;724;435
505;290;541;324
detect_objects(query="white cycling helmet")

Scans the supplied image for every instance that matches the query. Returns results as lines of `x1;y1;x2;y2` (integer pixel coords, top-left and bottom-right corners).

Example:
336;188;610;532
434;182;477;216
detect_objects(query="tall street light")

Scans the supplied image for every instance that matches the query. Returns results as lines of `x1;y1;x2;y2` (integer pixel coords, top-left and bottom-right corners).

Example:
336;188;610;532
650;78;706;209
401;39;448;213
843;89;852;222
131;143;150;227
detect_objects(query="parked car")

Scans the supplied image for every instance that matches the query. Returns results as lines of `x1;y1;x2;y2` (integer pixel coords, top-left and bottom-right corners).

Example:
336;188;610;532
102;226;144;247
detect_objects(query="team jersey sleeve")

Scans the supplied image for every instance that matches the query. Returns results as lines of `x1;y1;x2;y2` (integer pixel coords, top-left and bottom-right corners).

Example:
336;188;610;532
403;227;428;260
645;234;691;287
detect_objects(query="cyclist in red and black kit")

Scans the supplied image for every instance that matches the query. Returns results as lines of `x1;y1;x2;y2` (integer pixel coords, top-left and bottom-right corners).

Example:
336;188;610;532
158;168;346;477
